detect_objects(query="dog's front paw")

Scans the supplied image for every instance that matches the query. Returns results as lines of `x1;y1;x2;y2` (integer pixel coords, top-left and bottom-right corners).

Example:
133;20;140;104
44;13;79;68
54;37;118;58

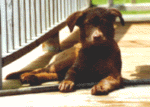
91;84;109;95
59;80;75;92
20;73;31;83
20;73;41;86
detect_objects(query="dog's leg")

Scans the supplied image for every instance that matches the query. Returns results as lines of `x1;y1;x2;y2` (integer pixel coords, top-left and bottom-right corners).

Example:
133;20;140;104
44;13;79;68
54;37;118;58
20;72;62;86
19;68;47;84
5;68;49;80
58;52;84;92
91;73;122;95
58;67;76;92
6;43;81;80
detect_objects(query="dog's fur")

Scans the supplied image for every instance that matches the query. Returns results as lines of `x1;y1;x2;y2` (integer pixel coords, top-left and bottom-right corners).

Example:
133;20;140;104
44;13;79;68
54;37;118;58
6;7;125;95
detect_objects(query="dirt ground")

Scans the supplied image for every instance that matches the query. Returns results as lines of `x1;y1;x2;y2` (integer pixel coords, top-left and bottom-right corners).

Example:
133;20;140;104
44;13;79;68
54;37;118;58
1;22;150;107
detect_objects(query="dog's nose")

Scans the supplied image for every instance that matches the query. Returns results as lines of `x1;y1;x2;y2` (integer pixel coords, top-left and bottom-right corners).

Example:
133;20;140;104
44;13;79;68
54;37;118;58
93;33;103;38
93;32;106;41
93;30;103;37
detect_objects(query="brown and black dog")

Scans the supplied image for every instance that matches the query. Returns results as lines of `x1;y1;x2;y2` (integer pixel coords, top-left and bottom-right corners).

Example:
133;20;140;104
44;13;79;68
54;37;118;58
6;7;125;95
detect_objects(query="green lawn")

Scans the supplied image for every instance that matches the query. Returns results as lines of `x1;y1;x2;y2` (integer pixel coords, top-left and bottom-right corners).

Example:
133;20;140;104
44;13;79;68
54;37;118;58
92;0;150;5
121;10;150;14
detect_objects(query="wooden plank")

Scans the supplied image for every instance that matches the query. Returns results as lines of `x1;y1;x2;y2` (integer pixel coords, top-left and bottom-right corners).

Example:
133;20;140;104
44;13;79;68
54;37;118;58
61;0;65;20
45;0;50;29
108;0;114;7
49;0;54;27
1;0;7;54
64;0;68;18
24;0;31;40
6;0;14;52
58;0;62;22
35;0;42;35
30;0;36;38
131;0;136;3
54;0;58;24
20;0;26;44
0;0;2;90
77;0;81;10
73;0;77;13
18;0;21;46
68;0;71;15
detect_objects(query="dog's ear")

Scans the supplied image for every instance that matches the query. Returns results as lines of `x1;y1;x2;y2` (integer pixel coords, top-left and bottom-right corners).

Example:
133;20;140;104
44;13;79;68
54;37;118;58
109;8;125;26
67;11;84;32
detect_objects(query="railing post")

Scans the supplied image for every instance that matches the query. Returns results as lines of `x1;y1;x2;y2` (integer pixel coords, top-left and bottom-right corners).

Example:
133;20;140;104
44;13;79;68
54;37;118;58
0;36;2;90
42;32;60;52
0;0;2;90
108;0;114;8
90;0;93;7
131;0;136;4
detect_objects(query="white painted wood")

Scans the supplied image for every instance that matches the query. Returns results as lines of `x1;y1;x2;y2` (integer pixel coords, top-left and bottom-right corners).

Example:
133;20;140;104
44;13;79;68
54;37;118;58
61;0;65;20
54;0;58;24
50;0;54;26
41;0;46;32
46;0;50;29
0;0;2;90
25;0;31;40
6;0;14;51
36;0;42;35
30;0;36;37
65;0;68;18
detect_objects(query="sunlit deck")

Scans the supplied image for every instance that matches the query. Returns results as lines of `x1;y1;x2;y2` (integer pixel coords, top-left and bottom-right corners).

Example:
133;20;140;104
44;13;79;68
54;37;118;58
1;22;150;106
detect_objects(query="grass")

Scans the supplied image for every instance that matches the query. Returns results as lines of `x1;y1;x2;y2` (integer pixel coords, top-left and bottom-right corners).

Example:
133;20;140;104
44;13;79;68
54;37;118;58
121;10;150;14
92;0;150;5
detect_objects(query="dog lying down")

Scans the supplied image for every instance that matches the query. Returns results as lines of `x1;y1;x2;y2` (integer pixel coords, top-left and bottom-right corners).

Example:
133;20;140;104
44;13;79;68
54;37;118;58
6;7;150;95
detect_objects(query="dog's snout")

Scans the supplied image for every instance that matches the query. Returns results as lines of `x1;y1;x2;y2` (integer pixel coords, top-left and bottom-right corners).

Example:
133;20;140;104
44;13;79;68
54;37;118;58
92;30;106;41
93;33;103;39
93;30;103;37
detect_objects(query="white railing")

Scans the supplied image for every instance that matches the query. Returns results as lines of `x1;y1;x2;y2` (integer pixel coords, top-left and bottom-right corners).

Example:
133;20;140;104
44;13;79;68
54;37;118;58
1;0;91;66
0;0;91;91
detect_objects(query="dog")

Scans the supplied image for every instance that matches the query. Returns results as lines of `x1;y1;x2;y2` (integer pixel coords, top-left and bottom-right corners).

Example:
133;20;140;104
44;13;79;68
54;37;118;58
6;7;125;95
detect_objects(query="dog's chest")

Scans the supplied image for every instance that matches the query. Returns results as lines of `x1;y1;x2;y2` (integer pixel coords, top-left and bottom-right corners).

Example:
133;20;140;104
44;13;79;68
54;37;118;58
76;46;116;82
82;46;113;61
80;46;114;71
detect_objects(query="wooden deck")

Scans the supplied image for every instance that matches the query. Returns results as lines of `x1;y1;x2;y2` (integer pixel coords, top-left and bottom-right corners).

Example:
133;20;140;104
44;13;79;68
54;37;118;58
1;22;150;107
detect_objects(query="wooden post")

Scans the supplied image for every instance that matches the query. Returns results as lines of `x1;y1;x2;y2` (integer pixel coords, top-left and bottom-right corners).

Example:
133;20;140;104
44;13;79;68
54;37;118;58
6;0;14;51
131;0;136;4
42;32;60;52
0;34;2;90
108;0;114;8
90;0;93;7
0;0;2;90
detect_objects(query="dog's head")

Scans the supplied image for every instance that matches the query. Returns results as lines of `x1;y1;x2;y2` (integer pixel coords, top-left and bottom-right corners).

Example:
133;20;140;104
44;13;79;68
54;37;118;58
66;7;124;48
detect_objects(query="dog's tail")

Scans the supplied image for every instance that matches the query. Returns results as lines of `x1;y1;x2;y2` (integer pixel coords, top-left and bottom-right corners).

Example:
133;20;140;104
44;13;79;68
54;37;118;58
109;8;125;26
